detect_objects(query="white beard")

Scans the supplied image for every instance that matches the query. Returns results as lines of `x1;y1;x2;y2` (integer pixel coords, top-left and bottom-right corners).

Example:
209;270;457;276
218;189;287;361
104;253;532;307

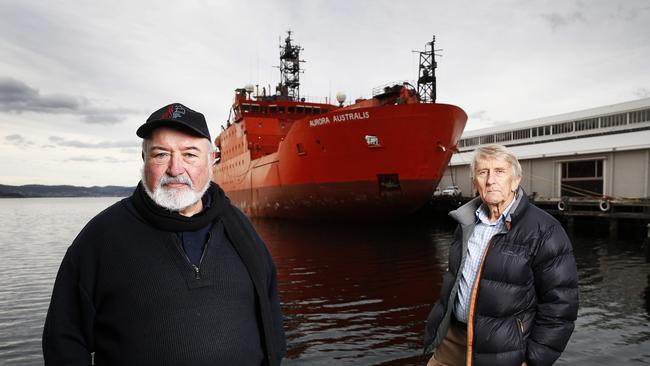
141;169;210;212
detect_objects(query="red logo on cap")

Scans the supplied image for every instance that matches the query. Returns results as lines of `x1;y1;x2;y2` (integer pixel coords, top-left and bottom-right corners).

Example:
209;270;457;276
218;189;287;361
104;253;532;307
161;105;185;119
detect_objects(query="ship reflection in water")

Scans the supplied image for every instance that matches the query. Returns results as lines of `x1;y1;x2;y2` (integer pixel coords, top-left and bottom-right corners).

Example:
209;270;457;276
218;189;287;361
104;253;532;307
254;219;449;365
251;219;650;366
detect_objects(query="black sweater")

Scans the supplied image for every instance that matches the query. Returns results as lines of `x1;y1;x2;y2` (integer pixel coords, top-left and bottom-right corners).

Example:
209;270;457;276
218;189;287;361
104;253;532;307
43;193;285;365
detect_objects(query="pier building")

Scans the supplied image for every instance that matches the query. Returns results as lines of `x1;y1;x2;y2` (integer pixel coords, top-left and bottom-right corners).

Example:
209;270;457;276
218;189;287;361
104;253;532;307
439;97;650;203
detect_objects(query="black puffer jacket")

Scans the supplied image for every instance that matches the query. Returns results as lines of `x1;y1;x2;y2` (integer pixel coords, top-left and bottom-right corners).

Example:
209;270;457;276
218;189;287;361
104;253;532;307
424;188;579;366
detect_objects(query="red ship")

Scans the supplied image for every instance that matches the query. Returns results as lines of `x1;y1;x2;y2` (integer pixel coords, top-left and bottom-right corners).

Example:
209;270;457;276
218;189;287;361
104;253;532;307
212;32;467;219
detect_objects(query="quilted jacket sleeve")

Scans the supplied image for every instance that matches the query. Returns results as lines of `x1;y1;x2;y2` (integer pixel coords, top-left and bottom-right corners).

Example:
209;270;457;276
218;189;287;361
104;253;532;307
527;224;579;366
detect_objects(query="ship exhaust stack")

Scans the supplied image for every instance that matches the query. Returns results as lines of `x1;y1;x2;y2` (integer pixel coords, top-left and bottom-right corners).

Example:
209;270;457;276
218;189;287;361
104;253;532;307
278;30;304;101
416;36;439;103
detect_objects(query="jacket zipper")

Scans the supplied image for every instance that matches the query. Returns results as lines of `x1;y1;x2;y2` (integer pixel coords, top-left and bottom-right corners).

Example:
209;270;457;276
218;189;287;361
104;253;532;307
517;318;524;333
517;317;525;347
195;231;211;279
174;231;211;280
466;236;497;366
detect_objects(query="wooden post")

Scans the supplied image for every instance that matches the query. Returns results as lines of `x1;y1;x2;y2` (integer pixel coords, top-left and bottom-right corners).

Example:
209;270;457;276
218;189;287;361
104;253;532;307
566;216;575;239
645;223;650;262
609;218;618;242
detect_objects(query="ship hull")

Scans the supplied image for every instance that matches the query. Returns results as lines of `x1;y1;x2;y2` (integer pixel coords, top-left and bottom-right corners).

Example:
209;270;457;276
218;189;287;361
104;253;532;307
226;179;434;219
214;103;467;219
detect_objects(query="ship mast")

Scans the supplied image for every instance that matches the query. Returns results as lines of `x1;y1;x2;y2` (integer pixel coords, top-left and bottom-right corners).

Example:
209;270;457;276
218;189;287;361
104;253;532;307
416;36;439;103
277;30;304;100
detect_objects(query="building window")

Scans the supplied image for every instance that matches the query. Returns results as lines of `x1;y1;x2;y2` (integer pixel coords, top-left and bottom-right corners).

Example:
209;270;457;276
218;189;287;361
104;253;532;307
629;108;650;124
560;159;603;197
575;118;599;131
600;113;627;128
552;121;574;134
480;135;495;144
531;126;550;137
459;137;479;147
495;131;512;142
512;128;531;140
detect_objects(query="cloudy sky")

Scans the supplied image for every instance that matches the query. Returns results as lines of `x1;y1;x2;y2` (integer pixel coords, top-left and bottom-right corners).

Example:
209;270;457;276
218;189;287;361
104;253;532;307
1;0;648;187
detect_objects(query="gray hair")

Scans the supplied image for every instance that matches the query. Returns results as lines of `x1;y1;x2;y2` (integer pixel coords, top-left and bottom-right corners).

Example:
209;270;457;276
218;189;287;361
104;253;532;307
470;144;522;179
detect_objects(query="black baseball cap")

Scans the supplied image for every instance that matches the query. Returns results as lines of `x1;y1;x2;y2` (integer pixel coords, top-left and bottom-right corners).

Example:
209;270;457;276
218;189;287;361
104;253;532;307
137;103;211;140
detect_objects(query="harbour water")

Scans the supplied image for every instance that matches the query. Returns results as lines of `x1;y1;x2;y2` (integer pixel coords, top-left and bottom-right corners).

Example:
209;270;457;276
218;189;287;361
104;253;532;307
0;197;648;365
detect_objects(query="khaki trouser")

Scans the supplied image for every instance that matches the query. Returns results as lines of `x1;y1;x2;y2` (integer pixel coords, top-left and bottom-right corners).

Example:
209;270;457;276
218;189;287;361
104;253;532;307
426;320;467;366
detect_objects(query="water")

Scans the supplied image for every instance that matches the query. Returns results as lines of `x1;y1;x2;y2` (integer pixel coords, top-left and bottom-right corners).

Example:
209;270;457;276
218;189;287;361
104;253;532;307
260;219;449;365
0;198;649;365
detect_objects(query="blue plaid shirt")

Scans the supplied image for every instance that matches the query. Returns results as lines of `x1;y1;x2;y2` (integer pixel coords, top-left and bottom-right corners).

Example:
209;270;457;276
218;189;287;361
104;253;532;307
454;197;516;323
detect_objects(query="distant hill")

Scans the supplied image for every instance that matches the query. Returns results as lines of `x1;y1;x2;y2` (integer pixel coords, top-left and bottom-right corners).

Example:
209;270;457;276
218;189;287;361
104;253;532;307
0;184;135;198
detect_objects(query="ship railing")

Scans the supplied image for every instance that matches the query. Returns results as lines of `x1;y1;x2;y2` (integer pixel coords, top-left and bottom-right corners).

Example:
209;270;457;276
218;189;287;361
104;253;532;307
296;95;335;105
254;94;335;105
372;80;416;96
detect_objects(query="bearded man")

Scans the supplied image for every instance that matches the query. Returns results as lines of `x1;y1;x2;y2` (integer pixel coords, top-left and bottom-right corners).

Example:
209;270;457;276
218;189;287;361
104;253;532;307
43;103;286;366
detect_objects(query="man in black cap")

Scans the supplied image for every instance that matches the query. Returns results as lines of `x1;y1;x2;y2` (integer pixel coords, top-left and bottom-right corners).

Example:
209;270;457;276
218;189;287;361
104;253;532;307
43;103;286;365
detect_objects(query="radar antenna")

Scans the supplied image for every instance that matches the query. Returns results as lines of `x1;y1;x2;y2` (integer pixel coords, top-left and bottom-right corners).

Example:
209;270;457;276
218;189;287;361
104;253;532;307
416;36;440;103
277;30;304;100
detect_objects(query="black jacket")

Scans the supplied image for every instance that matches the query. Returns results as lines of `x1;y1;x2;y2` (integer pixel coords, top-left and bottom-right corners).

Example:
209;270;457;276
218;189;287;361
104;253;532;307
424;189;579;366
43;191;285;366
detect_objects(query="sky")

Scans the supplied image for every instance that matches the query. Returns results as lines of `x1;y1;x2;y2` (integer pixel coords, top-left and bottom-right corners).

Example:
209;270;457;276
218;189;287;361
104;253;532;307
1;0;649;187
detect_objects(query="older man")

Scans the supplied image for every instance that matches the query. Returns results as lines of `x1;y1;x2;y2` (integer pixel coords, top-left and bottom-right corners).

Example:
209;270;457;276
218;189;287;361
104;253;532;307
424;144;578;366
43;103;285;365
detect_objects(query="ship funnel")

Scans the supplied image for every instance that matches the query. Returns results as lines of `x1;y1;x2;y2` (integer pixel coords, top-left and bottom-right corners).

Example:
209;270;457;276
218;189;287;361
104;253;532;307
335;92;346;106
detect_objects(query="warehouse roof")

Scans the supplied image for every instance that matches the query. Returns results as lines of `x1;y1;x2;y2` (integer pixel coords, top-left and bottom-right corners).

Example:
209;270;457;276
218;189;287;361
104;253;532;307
452;97;650;166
